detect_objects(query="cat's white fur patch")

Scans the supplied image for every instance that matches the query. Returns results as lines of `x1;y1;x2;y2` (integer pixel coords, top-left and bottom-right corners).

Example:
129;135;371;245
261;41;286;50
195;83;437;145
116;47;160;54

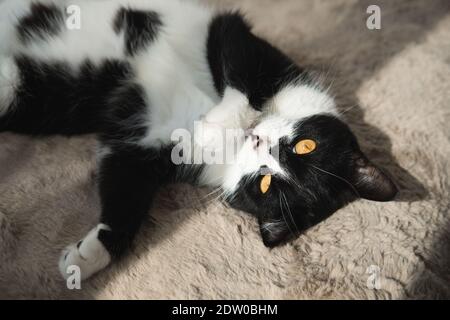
204;87;253;126
59;224;111;281
0;56;19;116
271;85;338;119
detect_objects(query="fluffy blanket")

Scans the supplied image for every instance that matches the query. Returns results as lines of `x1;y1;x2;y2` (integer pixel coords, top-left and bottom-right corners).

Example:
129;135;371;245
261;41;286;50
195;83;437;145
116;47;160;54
0;0;449;299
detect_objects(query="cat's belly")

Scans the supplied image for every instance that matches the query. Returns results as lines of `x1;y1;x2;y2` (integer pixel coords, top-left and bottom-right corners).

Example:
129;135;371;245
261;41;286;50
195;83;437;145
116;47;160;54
138;83;218;148
130;2;219;147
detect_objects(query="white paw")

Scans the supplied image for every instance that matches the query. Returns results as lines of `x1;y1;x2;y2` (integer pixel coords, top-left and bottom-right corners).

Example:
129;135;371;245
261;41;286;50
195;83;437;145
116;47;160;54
194;120;226;151
59;224;112;281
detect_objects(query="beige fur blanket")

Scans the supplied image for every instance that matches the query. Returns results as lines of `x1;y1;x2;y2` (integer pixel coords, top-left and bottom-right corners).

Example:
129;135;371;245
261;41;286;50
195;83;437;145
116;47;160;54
1;0;449;299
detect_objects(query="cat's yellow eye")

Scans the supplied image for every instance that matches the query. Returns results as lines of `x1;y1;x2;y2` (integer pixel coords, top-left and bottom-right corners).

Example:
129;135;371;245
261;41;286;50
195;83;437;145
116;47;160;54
294;139;317;155
260;174;272;194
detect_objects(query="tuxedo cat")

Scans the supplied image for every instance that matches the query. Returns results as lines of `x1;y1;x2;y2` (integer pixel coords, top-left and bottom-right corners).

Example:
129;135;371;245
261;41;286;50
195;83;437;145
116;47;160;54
0;0;397;281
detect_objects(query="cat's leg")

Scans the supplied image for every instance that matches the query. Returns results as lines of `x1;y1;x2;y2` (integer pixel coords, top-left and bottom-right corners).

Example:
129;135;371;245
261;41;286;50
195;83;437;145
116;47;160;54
59;143;172;280
204;87;260;128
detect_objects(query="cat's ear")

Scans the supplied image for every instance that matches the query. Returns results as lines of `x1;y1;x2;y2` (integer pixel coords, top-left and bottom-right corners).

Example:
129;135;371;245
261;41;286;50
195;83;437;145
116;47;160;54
352;152;398;202
258;218;291;248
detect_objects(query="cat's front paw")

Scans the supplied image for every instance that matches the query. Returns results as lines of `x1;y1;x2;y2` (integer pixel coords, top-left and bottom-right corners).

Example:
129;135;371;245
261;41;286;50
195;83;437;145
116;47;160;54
58;224;111;281
194;120;226;151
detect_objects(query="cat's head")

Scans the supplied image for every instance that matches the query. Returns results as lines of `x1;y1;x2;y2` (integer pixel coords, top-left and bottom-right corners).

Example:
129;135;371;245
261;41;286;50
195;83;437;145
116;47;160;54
222;111;398;247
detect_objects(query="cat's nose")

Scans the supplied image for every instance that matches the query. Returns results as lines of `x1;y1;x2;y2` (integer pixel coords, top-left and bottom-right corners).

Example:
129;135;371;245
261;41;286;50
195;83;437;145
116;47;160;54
252;134;269;150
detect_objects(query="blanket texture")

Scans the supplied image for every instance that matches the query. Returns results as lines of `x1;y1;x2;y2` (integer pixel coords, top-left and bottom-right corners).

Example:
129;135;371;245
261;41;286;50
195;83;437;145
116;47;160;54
0;0;449;299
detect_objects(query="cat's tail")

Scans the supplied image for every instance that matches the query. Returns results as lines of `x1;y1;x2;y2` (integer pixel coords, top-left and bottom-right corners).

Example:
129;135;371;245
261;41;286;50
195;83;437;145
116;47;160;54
0;54;133;136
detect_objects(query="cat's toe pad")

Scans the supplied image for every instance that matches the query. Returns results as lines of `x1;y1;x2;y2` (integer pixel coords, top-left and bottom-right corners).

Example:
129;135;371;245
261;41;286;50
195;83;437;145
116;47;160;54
58;224;112;281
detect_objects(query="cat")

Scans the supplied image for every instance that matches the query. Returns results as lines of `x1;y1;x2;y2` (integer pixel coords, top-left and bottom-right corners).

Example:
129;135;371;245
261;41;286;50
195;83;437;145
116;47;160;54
0;0;398;281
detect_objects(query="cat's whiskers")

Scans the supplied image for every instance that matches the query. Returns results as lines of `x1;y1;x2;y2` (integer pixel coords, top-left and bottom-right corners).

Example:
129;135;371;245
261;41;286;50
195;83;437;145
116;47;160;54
260;220;284;232
202;186;222;198
336;103;359;117
284;171;322;202
308;164;360;197
278;191;296;238
283;173;303;193
202;188;229;206
281;190;299;236
200;188;221;201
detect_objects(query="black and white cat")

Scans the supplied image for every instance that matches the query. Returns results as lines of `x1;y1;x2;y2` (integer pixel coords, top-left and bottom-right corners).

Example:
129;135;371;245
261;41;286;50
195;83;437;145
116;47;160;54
0;0;397;280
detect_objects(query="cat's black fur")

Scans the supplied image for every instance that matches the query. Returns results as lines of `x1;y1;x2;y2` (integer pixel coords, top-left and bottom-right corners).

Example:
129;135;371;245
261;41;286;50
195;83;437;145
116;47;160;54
17;3;65;44
2;57;134;135
207;13;307;109
113;8;163;56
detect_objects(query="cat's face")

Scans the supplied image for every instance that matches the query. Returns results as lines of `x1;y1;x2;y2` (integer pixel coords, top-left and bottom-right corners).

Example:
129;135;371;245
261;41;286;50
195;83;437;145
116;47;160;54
223;114;398;247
